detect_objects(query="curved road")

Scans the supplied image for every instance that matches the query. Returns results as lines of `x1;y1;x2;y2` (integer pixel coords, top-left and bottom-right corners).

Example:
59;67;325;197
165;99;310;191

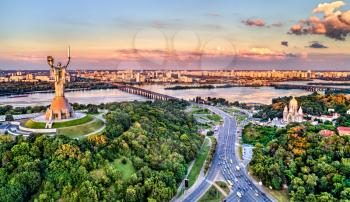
182;105;273;202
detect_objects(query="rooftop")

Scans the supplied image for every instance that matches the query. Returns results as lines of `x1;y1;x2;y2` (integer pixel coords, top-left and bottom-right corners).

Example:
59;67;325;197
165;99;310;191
319;130;334;137
337;127;350;132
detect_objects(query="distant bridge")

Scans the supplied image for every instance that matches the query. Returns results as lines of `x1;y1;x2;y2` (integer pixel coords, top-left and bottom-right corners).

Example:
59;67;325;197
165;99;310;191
112;83;179;101
273;84;349;92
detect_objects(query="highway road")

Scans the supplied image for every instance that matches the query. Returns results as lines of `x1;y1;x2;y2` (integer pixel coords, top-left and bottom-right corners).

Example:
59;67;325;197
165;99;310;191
182;106;225;202
216;107;272;202
183;105;273;202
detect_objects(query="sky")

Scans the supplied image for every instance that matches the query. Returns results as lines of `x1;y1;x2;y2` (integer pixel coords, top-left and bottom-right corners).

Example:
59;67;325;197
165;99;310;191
0;0;350;70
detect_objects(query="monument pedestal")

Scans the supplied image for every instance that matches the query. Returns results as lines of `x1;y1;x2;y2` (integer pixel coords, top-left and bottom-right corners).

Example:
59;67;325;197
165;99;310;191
45;96;74;120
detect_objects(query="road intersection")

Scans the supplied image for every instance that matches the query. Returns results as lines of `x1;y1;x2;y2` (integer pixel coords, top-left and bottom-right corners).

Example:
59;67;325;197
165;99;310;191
182;105;273;202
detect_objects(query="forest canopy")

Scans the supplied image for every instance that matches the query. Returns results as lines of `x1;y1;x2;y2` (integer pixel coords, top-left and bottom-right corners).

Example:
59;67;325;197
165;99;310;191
249;123;350;201
0;100;203;202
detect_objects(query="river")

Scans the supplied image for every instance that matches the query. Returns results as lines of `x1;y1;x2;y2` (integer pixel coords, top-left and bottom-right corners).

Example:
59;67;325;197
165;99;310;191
0;84;312;107
141;84;310;104
0;89;149;107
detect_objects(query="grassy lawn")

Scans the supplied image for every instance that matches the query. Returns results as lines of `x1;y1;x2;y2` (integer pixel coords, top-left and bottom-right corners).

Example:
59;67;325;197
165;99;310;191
53;115;93;128
199;181;229;202
24;115;93;129
225;107;239;113
24;119;46;129
236;114;247;122
113;157;136;181
57;118;104;138
192;108;211;114
266;189;289;202
90;157;136;182
198;123;212;130
189;105;200;111
187;138;210;187
207;114;222;123
242;123;278;145
239;145;243;160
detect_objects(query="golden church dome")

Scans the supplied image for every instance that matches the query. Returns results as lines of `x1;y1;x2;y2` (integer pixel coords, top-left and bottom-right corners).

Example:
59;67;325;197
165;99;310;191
289;96;298;108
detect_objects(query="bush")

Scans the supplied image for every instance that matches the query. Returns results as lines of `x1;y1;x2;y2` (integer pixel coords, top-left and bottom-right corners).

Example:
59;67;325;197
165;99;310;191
87;105;99;114
5;114;14;122
207;131;214;136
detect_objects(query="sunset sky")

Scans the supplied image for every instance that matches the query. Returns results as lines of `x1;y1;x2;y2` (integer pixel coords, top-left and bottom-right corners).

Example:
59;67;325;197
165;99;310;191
1;0;350;70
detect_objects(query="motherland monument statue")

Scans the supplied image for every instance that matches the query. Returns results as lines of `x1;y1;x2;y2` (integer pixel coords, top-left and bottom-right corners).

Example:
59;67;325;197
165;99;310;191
45;47;74;120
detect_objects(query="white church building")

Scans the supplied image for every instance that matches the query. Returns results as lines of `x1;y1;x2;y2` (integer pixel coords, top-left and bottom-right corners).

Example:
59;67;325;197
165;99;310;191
283;97;304;123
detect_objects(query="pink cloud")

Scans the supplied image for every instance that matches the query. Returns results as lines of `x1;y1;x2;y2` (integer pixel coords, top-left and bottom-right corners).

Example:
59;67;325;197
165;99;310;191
242;19;266;27
11;54;44;62
208;12;220;17
238;48;297;60
271;22;283;27
289;1;350;40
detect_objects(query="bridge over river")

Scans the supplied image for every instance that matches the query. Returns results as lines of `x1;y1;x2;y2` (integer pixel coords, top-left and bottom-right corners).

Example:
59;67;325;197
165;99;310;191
112;83;180;101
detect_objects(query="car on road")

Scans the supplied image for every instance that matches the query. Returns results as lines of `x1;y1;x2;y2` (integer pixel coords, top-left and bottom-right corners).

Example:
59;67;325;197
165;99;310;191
227;180;233;187
255;190;259;197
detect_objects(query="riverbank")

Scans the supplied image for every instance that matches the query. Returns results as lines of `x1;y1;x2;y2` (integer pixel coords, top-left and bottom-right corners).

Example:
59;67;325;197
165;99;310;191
308;82;350;86
165;84;234;90
0;81;118;97
164;84;264;90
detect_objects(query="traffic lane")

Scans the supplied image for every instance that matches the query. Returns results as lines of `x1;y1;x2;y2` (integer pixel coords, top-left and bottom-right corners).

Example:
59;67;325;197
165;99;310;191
224;114;271;201
225;186;256;202
224;168;268;202
207;106;271;202
226;179;264;202
221;113;268;202
183;181;210;202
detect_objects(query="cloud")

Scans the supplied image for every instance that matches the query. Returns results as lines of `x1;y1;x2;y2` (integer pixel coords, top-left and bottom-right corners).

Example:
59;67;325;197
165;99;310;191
307;41;328;48
201;24;223;30
242;19;284;28
289;1;350;40
242;19;266;27
207;12;220;17
12;54;44;62
109;47;301;65
281;41;289;47
339;10;350;25
312;1;345;16
271;22;283;27
238;48;298;60
151;21;168;28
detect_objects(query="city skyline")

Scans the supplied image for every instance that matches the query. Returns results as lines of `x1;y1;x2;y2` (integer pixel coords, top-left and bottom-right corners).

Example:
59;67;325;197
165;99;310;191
1;0;350;70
